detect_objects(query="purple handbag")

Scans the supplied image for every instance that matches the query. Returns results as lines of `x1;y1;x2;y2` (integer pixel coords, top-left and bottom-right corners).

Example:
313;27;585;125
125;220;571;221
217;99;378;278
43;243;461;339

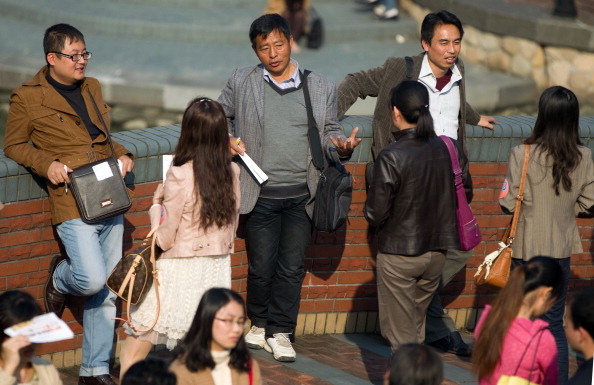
439;136;482;251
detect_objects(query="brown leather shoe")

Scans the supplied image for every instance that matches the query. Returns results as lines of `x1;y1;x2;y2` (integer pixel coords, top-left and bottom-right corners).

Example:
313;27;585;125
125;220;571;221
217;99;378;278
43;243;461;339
78;375;117;385
44;254;68;318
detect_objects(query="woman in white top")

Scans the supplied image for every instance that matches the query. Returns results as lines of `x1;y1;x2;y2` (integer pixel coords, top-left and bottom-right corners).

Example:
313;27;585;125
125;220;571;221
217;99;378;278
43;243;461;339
169;288;262;385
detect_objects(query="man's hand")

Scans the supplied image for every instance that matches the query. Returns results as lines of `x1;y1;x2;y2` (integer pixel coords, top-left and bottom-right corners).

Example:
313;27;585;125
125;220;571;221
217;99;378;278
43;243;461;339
47;161;71;185
118;155;134;178
330;127;363;157
229;136;245;156
478;115;498;130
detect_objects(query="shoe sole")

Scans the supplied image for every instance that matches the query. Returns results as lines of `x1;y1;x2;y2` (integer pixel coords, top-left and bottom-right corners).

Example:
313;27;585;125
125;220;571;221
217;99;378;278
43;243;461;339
246;341;265;350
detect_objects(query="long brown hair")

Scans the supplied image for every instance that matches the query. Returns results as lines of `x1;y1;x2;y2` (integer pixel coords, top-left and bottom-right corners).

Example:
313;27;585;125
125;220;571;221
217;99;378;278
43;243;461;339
173;97;236;229
472;257;563;380
525;86;582;195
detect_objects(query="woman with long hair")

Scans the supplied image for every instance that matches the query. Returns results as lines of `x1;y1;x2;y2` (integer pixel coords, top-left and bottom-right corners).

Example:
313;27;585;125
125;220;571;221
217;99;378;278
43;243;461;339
170;288;261;385
498;86;594;385
365;81;472;350
0;290;63;384
120;98;241;378
473;257;563;384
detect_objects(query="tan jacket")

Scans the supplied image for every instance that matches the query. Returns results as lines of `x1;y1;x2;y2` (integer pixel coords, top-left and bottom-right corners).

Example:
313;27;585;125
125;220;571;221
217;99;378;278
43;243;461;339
149;162;241;258
0;357;63;385
500;144;594;260
170;358;261;385
4;66;132;224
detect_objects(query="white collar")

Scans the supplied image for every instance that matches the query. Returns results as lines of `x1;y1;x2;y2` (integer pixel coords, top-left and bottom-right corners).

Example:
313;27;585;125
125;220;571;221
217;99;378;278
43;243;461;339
262;58;301;88
418;53;461;81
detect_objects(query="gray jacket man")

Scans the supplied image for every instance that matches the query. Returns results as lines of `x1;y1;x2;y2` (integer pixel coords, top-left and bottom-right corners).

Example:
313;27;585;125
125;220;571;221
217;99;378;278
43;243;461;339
218;13;360;363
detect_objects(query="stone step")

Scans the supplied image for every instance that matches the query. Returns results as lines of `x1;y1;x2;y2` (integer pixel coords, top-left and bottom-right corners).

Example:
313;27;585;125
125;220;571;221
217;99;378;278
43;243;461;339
0;0;536;114
0;0;413;44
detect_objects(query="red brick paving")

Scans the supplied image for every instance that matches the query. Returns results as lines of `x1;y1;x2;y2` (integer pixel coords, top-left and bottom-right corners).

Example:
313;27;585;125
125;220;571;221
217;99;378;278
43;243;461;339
59;332;581;384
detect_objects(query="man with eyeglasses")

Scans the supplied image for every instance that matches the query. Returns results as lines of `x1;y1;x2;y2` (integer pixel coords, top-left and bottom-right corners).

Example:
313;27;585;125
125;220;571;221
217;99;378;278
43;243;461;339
4;23;133;385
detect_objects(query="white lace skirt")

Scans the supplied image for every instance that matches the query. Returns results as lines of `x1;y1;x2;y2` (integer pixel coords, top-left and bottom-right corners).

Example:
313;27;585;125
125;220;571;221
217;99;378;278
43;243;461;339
125;254;231;350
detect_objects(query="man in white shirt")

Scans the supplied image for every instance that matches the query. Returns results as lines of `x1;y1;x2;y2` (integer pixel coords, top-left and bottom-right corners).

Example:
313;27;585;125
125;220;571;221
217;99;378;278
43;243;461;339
338;10;497;356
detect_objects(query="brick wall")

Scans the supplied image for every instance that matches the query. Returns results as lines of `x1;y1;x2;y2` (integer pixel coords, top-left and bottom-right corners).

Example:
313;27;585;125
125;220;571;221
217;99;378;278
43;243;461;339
2;116;594;367
3;159;594;366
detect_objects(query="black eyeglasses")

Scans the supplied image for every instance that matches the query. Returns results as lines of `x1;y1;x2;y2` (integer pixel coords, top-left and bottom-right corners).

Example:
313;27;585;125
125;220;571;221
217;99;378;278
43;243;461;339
51;52;92;62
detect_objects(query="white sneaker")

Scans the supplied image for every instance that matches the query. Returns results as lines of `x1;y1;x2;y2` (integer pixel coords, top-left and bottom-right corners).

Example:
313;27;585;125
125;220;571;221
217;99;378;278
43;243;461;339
245;326;266;349
383;8;399;19
264;333;296;362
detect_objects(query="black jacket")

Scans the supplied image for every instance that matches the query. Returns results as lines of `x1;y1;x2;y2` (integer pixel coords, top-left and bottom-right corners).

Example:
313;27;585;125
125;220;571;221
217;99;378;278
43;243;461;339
364;129;473;256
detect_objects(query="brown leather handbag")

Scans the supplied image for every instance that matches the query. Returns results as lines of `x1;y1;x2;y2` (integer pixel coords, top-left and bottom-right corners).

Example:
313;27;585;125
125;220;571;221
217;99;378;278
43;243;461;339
107;227;161;332
475;145;530;288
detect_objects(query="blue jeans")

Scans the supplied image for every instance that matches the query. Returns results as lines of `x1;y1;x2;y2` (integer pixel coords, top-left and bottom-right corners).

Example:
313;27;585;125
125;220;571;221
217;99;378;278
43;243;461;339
379;0;397;10
512;257;570;385
55;216;123;376
245;195;311;336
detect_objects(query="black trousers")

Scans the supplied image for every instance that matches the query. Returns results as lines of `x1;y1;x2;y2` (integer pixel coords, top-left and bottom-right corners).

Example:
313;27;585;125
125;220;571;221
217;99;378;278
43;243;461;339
245;194;311;336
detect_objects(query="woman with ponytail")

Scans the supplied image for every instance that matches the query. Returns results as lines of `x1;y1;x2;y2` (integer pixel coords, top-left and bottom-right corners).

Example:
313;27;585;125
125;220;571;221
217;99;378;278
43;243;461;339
364;81;473;351
473;257;563;385
498;86;594;384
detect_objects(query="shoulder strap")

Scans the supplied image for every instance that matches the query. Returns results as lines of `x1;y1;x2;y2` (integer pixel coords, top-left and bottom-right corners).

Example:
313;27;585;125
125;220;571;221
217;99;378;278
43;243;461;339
248;359;253;385
405;56;414;80
87;89;117;160
512;327;546;379
439;135;463;183
506;145;530;244
302;70;325;170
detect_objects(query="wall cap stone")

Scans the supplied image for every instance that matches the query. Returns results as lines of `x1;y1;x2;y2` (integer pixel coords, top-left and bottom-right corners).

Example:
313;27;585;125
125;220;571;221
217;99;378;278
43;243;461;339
2;115;594;204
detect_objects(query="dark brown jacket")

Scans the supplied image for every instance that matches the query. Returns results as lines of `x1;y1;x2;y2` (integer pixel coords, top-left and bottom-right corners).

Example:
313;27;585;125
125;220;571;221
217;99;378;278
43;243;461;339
337;53;481;157
4;66;132;224
364;129;472;255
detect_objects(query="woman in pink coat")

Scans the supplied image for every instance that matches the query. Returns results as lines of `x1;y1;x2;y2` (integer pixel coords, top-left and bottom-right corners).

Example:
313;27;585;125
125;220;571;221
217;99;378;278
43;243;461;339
472;257;563;385
119;98;241;378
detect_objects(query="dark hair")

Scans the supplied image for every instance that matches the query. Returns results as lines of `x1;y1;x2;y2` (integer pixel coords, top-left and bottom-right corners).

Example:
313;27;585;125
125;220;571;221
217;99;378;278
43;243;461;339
173;97;236;230
420;10;464;47
568;288;594;339
390;81;435;141
0;290;43;343
472;256;563;379
177;288;251;373
525;86;582;195
249;13;292;48
389;344;443;385
43;24;85;64
121;357;176;385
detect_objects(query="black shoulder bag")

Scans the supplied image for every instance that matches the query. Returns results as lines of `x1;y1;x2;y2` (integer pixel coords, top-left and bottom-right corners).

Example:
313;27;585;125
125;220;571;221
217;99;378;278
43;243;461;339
303;71;353;233
67;91;132;223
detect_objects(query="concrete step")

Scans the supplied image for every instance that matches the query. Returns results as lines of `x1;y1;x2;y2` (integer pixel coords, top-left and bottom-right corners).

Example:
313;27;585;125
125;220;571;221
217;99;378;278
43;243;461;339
0;0;536;114
0;0;412;44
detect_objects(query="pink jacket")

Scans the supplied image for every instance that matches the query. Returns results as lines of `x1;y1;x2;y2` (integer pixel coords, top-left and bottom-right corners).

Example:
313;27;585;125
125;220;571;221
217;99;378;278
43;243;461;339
149;162;240;258
475;305;558;385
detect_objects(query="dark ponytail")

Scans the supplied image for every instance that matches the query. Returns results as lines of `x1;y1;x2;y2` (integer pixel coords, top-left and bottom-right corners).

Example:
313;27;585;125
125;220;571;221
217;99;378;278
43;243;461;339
390;81;435;141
